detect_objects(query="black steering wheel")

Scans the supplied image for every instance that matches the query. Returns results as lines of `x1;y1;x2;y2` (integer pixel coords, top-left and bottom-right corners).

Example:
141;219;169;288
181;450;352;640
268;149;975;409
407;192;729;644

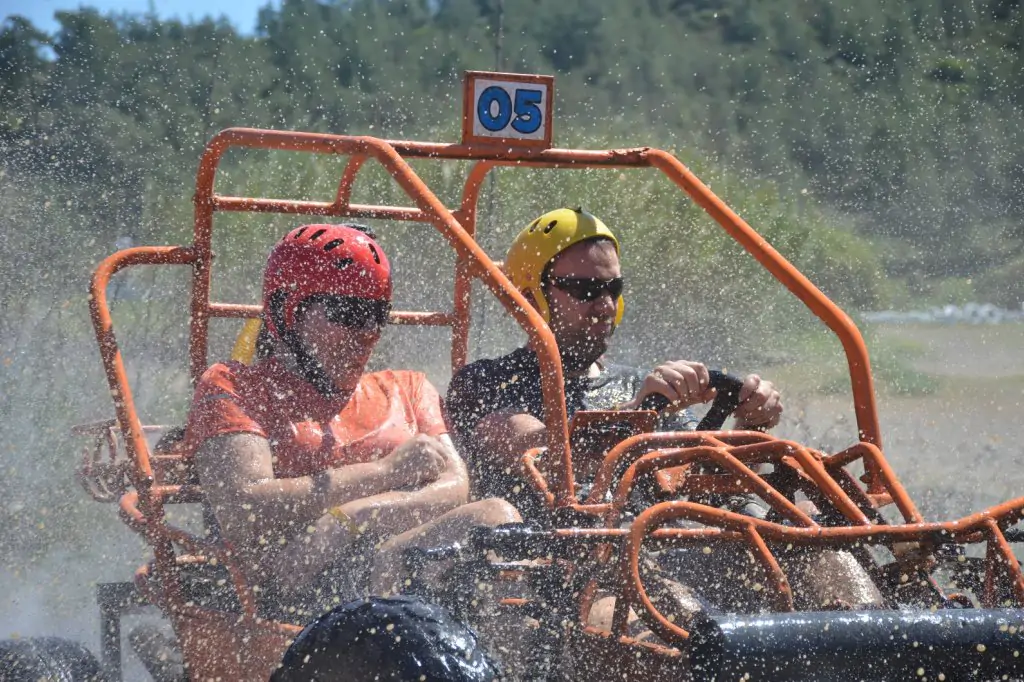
638;369;746;431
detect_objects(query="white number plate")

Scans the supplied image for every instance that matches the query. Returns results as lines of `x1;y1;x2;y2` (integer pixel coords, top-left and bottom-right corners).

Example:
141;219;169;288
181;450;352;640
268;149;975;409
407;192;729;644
462;71;554;148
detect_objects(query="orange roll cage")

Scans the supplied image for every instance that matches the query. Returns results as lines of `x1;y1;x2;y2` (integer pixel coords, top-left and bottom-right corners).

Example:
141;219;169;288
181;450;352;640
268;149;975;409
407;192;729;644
90;127;884;522
77;72;1024;681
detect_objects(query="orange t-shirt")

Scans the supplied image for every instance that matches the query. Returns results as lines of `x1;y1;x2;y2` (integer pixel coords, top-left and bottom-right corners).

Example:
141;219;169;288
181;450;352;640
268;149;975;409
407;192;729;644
182;358;447;478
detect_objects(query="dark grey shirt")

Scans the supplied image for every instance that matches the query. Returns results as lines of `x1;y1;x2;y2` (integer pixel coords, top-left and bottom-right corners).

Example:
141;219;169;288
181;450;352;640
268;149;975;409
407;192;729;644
446;347;696;514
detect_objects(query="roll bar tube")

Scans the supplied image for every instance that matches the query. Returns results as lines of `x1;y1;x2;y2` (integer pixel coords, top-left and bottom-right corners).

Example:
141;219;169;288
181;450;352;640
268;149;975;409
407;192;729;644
89;127;884;509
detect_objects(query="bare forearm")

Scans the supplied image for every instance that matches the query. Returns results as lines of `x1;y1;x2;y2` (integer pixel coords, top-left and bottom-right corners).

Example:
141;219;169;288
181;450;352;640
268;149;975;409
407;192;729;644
343;472;468;538
474;411;547;472
243;462;383;513
197;432;464;553
207;461;393;545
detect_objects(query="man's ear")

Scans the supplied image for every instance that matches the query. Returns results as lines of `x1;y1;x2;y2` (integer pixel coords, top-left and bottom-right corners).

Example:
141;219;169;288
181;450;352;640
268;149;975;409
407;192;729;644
521;289;542;313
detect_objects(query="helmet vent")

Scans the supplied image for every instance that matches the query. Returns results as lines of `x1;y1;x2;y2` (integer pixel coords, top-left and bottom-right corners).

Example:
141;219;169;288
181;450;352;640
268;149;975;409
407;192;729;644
334;258;354;270
347;223;377;239
309;228;328;241
293;226;309;240
322;238;345;252
368;244;381;264
543;220;558;234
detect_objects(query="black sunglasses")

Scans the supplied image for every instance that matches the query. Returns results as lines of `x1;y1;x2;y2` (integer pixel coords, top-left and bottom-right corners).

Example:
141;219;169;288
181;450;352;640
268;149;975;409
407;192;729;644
547;276;624;302
321;296;392;329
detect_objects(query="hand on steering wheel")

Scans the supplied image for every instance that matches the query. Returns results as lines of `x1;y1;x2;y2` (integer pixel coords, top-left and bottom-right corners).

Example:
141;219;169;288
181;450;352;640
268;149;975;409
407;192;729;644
732;374;783;430
630;362;783;431
628;361;717;412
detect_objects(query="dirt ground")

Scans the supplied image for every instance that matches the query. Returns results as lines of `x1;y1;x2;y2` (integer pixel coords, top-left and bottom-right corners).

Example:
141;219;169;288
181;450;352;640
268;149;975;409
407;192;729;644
777;323;1024;521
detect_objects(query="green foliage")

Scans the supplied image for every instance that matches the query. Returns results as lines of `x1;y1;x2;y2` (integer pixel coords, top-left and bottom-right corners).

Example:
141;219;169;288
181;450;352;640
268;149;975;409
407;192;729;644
927;277;978;305
853;344;942;397
977;255;1024;308
775;323;942;398
2;0;1023;560
928;56;970;82
0;0;1021;288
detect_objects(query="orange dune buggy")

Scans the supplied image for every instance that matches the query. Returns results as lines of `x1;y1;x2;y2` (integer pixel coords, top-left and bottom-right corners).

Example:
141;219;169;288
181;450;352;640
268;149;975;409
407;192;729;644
70;71;1024;681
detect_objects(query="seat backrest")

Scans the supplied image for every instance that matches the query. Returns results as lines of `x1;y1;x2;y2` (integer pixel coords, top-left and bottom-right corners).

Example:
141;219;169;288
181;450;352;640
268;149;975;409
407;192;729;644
150;425;199;486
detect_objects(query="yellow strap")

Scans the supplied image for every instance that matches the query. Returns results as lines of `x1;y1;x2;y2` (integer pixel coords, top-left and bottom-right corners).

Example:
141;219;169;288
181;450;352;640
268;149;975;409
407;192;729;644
231;318;262;365
326;506;361;535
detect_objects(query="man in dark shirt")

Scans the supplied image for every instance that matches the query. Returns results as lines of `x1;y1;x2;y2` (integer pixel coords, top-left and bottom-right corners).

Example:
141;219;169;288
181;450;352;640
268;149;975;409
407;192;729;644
446;208;782;512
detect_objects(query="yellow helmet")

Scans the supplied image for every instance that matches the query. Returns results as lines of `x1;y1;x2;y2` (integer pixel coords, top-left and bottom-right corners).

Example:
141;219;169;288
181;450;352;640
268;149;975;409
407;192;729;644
505;207;623;324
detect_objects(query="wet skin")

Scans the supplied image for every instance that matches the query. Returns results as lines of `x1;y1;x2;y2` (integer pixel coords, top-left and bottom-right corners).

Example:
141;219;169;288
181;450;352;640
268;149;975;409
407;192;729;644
530;238;782;424
294;298;381;397
542;239;620;375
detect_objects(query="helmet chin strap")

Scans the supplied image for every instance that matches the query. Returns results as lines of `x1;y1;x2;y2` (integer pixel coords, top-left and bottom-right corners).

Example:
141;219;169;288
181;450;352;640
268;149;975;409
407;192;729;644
268;292;343;399
282;328;342;399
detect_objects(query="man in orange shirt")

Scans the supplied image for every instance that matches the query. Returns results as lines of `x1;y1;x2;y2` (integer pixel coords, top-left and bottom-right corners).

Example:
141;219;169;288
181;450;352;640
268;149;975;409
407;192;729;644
183;224;519;619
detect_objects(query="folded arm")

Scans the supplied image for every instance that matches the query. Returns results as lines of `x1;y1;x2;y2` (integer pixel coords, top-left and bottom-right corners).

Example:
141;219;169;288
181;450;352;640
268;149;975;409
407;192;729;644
341;435;470;537
194;432;398;549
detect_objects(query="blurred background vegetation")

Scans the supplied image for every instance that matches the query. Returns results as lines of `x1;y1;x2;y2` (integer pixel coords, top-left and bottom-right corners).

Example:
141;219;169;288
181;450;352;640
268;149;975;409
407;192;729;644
2;0;1023;563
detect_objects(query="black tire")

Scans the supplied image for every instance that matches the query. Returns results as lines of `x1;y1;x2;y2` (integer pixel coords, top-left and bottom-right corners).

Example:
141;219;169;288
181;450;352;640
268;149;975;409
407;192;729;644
0;637;104;681
272;595;499;682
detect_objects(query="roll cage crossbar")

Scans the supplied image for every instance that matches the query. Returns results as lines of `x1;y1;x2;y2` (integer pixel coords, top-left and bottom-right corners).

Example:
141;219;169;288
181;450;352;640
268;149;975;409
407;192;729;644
89;126;883;515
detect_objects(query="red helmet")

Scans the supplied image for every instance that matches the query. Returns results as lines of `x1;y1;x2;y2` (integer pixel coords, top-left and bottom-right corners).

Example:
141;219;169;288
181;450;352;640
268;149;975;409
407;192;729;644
263;224;392;339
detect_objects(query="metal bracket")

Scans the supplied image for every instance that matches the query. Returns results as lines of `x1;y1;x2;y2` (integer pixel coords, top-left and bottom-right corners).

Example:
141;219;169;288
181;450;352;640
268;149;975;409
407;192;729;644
97;581;149;681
